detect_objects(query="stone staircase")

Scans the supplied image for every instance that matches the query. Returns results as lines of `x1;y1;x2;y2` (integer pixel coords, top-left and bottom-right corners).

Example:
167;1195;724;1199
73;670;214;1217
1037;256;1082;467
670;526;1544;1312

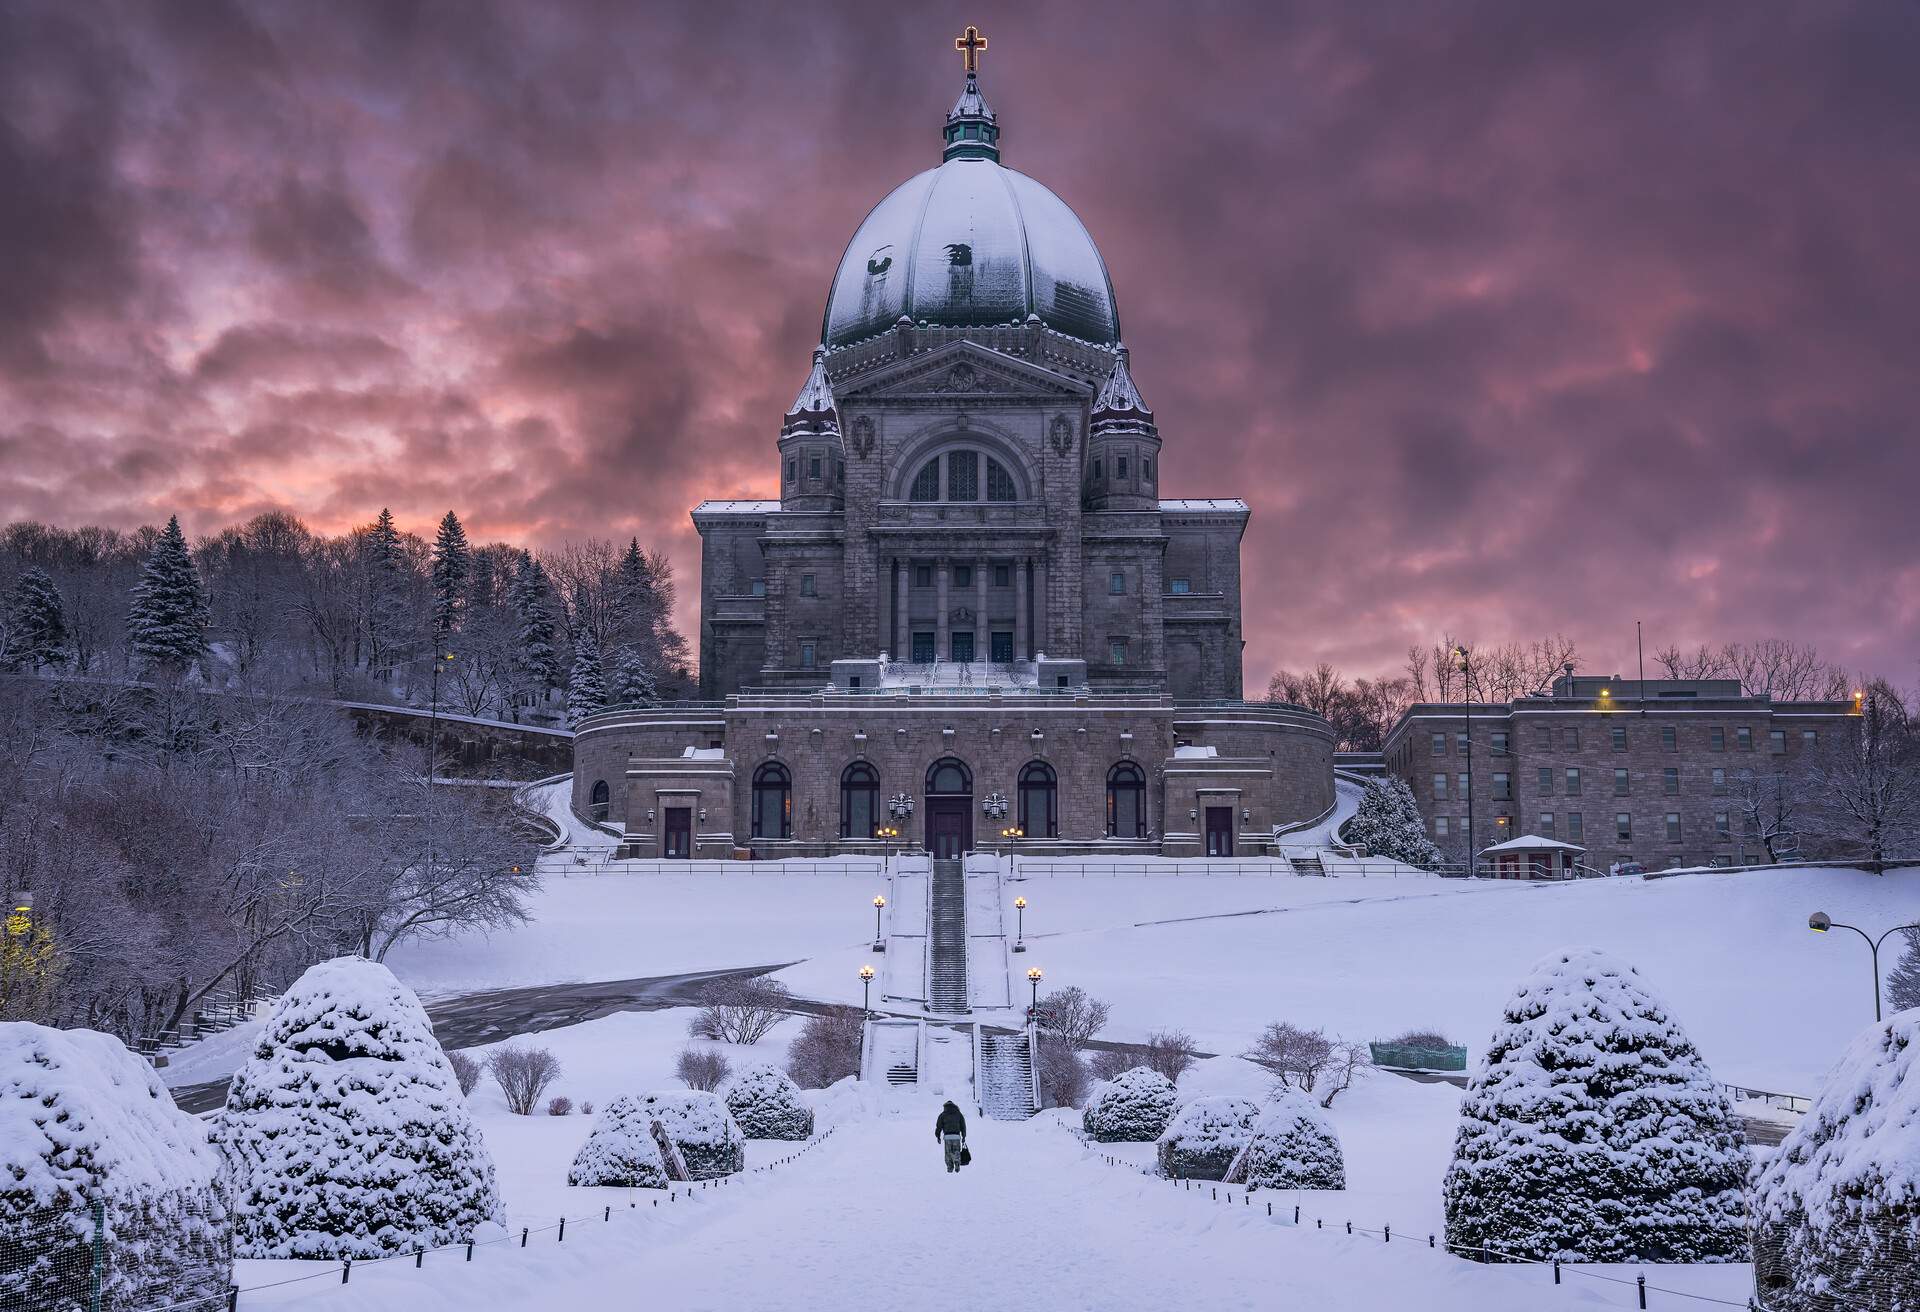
978;1028;1037;1120
862;1018;922;1086
928;859;970;1015
1289;854;1327;878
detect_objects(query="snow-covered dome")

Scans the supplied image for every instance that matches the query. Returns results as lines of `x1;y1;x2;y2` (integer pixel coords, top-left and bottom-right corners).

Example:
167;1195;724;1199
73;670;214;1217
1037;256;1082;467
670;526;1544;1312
820;71;1120;349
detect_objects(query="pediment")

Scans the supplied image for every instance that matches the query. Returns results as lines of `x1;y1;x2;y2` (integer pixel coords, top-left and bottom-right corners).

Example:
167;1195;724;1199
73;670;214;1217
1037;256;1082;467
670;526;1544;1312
836;341;1092;403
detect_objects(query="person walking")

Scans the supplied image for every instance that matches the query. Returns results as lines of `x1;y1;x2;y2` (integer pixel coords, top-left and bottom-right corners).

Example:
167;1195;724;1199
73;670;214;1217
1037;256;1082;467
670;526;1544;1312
934;1099;968;1173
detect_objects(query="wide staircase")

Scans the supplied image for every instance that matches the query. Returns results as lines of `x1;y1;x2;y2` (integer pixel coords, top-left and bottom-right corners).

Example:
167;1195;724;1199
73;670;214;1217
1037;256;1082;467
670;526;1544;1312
1289;854;1328;878
977;1028;1038;1120
929;858;970;1015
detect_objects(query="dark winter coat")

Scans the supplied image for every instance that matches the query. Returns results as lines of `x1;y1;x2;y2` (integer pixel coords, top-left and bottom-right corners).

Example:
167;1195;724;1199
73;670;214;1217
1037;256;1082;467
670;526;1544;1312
934;1103;967;1142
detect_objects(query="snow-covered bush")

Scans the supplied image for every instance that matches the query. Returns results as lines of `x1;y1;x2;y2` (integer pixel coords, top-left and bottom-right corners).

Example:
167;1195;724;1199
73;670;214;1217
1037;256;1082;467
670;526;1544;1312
1751;1011;1920;1310
1156;1096;1260;1180
633;1091;745;1179
211;957;501;1259
567;1096;670;1189
546;1096;573;1116
1244;1095;1345;1191
1082;1067;1178;1142
448;1050;482;1097
1888;928;1920;1014
1;1023;231;1312
1342;775;1444;869
1443;948;1747;1263
723;1066;814;1140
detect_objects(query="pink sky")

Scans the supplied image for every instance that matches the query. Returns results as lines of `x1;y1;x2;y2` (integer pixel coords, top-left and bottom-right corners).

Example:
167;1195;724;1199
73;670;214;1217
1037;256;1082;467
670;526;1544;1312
3;2;1918;689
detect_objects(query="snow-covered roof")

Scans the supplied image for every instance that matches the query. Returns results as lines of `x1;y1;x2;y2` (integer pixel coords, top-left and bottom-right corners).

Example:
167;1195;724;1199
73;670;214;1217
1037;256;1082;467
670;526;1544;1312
681;746;726;760
1093;345;1151;416
1172;744;1218;759
1481;834;1586;853
693;500;780;516
1158;499;1249;513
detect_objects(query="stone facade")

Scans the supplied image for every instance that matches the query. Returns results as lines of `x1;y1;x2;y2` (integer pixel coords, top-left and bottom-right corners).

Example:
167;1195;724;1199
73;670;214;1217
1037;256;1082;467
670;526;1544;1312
1382;675;1859;871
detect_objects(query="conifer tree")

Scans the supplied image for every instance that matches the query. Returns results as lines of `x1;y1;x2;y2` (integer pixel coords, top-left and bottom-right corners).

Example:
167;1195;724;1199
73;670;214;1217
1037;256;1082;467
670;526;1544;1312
567;628;607;726
366;508;413;677
507;551;562;696
128;515;209;676
607;644;658;707
1444;948;1748;1262
1887;929;1920;1014
3;566;69;670
429;511;471;638
1344;775;1445;869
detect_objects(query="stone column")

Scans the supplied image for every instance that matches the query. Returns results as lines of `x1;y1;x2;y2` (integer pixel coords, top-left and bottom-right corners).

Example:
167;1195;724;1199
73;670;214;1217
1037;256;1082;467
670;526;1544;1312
1034;554;1049;653
1014;556;1029;660
893;558;908;660
975;558;989;661
935;559;950;662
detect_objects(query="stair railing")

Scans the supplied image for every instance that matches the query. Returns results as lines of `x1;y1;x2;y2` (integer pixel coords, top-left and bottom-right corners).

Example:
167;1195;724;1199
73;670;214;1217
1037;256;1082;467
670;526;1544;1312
1026;1024;1040;1113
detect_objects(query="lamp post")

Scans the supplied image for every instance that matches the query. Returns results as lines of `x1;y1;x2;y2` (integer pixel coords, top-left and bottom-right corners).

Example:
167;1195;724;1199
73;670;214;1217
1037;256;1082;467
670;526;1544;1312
860;963;875;1018
1012;895;1028;952
1452;644;1476;878
1026;966;1043;1024
1809;911;1920;1022
999;824;1023;857
4;890;31;937
888;794;915;853
872;894;887;952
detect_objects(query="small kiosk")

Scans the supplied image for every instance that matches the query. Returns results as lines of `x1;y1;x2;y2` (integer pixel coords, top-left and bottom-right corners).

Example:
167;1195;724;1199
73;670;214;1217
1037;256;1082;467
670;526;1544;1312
1480;834;1586;880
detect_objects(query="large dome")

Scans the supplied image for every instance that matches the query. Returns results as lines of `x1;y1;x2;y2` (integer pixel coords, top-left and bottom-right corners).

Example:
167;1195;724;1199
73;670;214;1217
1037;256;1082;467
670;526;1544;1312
821;127;1121;349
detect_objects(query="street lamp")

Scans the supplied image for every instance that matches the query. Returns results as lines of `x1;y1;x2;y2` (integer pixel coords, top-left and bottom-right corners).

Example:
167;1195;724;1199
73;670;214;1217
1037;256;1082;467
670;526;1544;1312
5;891;32;938
872;894;887;952
1026;966;1044;1020
999;824;1023;857
859;963;876;1017
1809;911;1920;1022
1012;895;1028;952
1452;644;1476;878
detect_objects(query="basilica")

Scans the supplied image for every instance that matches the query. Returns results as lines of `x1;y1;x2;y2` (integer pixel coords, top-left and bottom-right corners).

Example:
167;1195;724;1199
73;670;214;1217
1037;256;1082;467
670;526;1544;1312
574;36;1334;857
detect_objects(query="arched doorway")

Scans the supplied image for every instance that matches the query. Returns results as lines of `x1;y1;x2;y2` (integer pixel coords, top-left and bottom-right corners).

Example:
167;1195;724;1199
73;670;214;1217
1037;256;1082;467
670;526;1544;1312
751;761;792;841
925;757;973;859
1107;761;1146;839
1018;760;1057;838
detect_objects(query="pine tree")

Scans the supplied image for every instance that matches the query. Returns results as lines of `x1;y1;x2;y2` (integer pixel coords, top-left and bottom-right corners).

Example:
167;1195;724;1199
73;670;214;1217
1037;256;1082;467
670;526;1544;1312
721;1066;814;1140
3;566;68;670
507;551;562;696
567;628;607;727
1444;947;1748;1263
1887;929;1920;1014
607;644;658;707
1344;775;1445;869
127;515;209;676
429;511;470;638
366;508;413;678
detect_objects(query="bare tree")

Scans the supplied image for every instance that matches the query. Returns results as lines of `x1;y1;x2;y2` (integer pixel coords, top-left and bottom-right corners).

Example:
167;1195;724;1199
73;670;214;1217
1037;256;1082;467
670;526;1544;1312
1035;1034;1089;1108
1243;1021;1370;1107
1035;986;1110;1049
786;1006;863;1088
1654;639;1852;700
1144;1028;1200;1082
675;1046;733;1092
686;975;792;1044
448;1050;482;1097
487;1044;562;1115
1799;703;1920;870
1731;766;1807;863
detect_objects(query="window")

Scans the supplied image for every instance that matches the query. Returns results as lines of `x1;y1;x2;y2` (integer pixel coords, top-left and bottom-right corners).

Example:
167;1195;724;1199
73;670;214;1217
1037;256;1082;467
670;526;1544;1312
1493;772;1511;800
1769;729;1786;754
1712;767;1727;796
1432;733;1448;757
809;456;822;480
1491;732;1509;756
751;578;766;597
786;458;796;483
1109;571;1126;595
1737;726;1753;751
1458;773;1470;800
1457;732;1469;753
1106;762;1146;839
1612;726;1628;751
1170;578;1191;594
589;779;610;823
1108;638;1127;665
910;461;941;501
1614;767;1630;796
1716;811;1732;840
916;565;933;588
1117;456;1129;480
800;573;816;597
1564;727;1581;749
1143;457;1153;483
751;762;791;840
1666;813;1682;841
951;632;975;662
1803;729;1819;747
840;763;879;839
1434;816;1450;838
1539;812;1556;836
1663;767;1679;795
1710;727;1725;751
1565;767;1582;795
1018;760;1058;838
986;459;1017;502
835;459;844;482
954;564;972;588
947;450;978;501
927;758;971;795
847;677;860;689
1535;727;1552;749
1616;812;1633;841
799;643;816;669
1093;459;1103;481
994;564;1010;587
1662;726;1677;751
1432;773;1448;800
1538;766;1554;793
1568;812;1584;843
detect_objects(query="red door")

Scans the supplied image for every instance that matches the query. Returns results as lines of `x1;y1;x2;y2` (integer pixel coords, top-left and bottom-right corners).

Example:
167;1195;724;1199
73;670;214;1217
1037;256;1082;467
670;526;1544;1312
927;799;972;859
663;807;692;859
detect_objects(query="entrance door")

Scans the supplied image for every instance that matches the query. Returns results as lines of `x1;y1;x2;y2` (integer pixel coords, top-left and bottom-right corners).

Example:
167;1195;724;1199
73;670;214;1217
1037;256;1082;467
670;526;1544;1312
663;807;692;859
912;632;935;663
1205;806;1234;857
928;798;972;859
991;631;1013;662
950;631;975;663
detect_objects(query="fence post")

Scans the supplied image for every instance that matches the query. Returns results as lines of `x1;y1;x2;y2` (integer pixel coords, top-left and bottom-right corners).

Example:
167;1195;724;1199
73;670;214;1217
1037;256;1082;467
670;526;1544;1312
228;1286;239;1311
520;1227;528;1248
342;1260;351;1285
1637;1274;1647;1309
558;1217;566;1242
466;1242;473;1261
414;1250;423;1269
88;1199;105;1312
1384;1224;1390;1243
1553;1259;1561;1285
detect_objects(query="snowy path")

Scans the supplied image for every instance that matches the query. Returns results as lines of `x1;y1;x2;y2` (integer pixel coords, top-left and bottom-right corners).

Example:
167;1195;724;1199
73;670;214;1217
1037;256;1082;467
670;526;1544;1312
238;1112;1748;1312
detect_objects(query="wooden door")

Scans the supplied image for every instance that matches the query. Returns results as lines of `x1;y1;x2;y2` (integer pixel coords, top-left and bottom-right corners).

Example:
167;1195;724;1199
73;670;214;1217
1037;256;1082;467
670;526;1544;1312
663;807;692;859
1205;806;1234;857
928;798;972;859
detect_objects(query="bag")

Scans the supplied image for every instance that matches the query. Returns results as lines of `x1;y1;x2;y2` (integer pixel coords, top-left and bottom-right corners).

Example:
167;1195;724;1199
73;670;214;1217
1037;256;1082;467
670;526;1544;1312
960;1145;972;1167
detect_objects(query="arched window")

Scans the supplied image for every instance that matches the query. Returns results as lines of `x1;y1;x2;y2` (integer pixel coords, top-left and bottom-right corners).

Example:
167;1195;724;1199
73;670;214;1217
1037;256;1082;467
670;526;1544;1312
841;762;879;839
1018;760;1057;838
947;450;978;500
589;779;610;823
986;459;1017;501
752;761;792;840
927;757;972;795
903;450;1024;503
909;460;940;501
1106;762;1145;839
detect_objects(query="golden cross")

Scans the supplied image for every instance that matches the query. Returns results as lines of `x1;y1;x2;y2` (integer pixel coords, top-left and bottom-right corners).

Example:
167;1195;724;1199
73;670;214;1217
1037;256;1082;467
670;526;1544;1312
955;25;988;76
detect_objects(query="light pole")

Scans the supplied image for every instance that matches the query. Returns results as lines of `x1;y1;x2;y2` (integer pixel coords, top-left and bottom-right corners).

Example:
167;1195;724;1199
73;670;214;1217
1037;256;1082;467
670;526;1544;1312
1809;911;1920;1022
1452;644;1476;878
877;824;900;875
1012;895;1028;953
872;894;887;952
859;963;876;1018
4;890;32;937
1026;966;1043;1024
423;647;456;880
888;794;916;853
999;824;1023;857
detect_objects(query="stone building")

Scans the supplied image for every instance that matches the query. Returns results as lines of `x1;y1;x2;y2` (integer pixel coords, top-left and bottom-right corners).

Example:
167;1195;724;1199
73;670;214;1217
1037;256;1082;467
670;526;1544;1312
1382;674;1859;871
573;43;1334;858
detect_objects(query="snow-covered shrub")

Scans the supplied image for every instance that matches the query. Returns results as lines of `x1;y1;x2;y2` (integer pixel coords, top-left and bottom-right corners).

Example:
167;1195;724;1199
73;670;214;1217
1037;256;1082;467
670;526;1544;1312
787;1006;862;1088
448;1050;482;1096
581;1100;594;1115
633;1091;745;1179
1342;775;1444;869
567;1096;670;1189
1751;1011;1920;1311
211;957;501;1259
547;1096;572;1116
676;1046;731;1092
487;1044;561;1114
1244;1095;1345;1191
1888;928;1920;1014
1156;1096;1259;1180
723;1066;814;1140
1443;948;1747;1263
1;1023;232;1312
1082;1066;1178;1142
